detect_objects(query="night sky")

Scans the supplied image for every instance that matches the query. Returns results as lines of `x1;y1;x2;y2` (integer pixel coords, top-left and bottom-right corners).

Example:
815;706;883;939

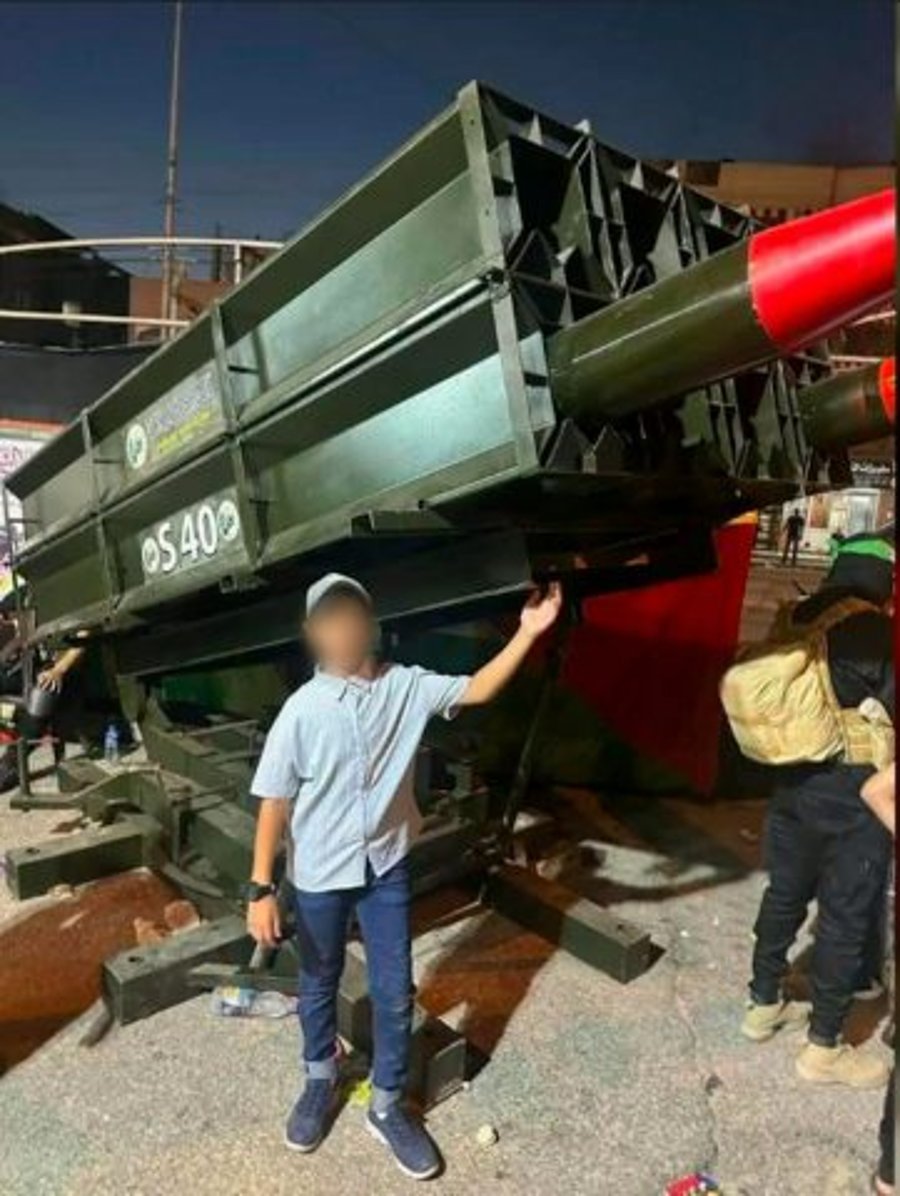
0;0;893;247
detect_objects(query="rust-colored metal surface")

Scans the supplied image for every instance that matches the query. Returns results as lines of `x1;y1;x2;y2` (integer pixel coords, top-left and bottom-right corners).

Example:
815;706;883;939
0;868;180;1071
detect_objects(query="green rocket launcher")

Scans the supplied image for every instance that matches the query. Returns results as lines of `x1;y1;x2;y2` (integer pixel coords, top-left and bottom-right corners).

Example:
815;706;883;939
6;83;894;663
1;84;895;1044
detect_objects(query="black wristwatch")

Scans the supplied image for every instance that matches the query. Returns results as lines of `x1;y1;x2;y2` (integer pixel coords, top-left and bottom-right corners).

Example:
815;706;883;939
243;881;277;902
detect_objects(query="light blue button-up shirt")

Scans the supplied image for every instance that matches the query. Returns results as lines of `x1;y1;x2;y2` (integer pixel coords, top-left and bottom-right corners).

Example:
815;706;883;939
250;663;470;892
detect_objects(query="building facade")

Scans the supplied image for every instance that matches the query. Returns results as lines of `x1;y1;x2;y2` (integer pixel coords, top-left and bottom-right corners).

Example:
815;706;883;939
0;203;130;348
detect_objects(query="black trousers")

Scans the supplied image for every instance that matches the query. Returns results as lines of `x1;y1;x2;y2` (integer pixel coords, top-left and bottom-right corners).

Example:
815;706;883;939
750;774;891;1045
879;1068;895;1185
781;536;800;565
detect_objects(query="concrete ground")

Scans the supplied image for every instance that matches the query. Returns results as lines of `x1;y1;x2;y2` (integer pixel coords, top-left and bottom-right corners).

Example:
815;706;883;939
0;761;891;1196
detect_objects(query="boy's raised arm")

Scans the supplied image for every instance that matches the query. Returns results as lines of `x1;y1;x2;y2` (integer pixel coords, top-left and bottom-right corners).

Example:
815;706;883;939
460;582;562;707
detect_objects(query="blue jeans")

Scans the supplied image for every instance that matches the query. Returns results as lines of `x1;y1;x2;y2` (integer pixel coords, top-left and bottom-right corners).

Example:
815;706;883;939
294;858;412;1095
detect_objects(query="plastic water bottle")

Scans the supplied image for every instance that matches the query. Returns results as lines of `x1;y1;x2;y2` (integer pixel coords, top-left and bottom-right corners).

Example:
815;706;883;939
103;722;120;765
209;985;297;1019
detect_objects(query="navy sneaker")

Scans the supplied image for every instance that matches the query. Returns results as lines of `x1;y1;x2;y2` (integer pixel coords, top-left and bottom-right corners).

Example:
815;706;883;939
366;1104;441;1180
284;1079;338;1153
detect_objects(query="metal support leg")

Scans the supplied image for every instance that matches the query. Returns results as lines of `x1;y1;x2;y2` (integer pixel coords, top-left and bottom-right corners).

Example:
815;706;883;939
486;864;653;983
501;605;572;841
15;733;30;800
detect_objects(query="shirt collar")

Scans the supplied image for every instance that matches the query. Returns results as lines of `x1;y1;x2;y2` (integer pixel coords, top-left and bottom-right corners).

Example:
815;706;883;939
312;665;379;700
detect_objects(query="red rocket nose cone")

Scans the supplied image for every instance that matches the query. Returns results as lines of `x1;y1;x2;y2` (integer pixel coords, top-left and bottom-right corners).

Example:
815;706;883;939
748;189;896;353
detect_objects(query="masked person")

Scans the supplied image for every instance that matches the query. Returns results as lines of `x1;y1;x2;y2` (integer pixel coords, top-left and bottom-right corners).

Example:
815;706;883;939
246;573;562;1179
740;533;894;1087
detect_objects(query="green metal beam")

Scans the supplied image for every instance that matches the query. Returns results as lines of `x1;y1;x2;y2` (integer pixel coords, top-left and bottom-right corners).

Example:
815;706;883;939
4;816;161;900
485;864;653;984
102;914;252;1024
189;802;257;891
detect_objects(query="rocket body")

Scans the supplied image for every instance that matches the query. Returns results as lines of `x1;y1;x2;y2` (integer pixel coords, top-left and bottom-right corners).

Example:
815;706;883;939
549;190;896;422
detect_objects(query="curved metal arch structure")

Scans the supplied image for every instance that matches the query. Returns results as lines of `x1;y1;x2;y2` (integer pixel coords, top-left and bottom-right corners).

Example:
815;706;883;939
0;235;284;331
0;235;283;258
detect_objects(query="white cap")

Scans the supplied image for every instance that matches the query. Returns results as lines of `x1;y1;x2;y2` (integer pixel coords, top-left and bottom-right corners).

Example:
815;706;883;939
305;572;372;617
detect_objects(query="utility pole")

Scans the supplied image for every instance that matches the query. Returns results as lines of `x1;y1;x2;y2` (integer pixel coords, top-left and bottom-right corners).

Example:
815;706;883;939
160;1;184;338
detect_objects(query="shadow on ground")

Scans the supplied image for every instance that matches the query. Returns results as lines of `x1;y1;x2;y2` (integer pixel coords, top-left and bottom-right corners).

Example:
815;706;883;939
0;869;178;1073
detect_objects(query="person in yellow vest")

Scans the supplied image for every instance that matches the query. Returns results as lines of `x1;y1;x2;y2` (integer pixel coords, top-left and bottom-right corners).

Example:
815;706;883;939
740;533;895;1088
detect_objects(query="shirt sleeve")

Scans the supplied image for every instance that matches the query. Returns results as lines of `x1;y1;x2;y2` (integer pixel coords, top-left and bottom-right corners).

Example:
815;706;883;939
409;665;471;721
250;700;301;799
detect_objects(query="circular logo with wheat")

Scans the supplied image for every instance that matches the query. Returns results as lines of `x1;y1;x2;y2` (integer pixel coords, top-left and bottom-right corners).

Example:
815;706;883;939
217;499;240;544
141;536;160;575
125;423;149;471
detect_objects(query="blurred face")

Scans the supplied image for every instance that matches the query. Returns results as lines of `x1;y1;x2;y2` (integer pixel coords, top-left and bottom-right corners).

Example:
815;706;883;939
303;592;375;674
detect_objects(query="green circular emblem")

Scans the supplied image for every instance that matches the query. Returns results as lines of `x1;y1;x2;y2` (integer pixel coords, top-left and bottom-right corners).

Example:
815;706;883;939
125;423;149;470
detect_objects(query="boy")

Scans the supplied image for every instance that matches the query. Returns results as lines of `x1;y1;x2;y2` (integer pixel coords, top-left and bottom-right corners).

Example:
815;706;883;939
247;571;562;1179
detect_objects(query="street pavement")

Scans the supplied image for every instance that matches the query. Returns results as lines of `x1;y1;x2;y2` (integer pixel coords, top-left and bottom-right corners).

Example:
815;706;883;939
0;775;890;1196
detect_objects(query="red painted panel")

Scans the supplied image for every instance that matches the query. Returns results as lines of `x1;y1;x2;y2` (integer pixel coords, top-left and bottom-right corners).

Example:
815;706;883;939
561;520;757;793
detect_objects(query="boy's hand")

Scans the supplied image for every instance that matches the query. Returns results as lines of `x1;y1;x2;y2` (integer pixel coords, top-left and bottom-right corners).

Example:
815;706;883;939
37;664;65;692
519;581;563;640
247;894;281;947
460;581;564;707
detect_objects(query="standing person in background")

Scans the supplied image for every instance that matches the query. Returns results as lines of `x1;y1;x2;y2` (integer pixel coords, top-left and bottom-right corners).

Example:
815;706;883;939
0;641;85;793
781;508;806;566
860;763;895;1196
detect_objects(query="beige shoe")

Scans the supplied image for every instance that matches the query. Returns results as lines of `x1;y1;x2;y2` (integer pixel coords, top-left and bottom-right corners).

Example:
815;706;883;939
741;999;809;1042
795;1041;889;1089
